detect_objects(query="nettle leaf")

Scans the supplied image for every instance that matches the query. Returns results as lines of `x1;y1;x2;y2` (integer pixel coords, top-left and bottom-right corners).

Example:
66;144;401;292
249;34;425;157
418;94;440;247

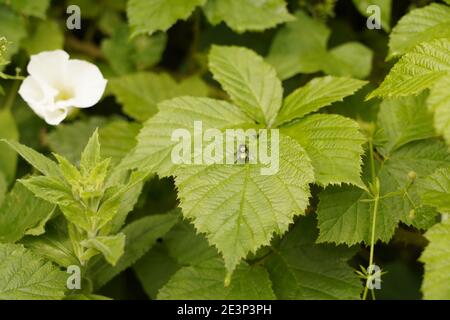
127;0;206;36
420;221;450;299
121;96;254;176
369;38;450;99
267;11;373;80
428;74;450;146
82;233;126;266
0;243;66;300
317;140;450;245
388;3;450;58
266;216;362;300
158;258;276;300
88;212;179;289
21;216;79;268
419;167;450;213
47;117;108;164
0;0;50;18
209;45;283;126
0;109;18;184
109;72;208;121
275;76;367;126
203;0;293;33
174;135;314;275
352;0;391;32
375;93;436;157
2;139;61;176
282;114;366;187
0;182;55;243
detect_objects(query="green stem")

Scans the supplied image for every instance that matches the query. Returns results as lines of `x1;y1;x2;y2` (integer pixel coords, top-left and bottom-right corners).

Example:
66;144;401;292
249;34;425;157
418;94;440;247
362;139;380;300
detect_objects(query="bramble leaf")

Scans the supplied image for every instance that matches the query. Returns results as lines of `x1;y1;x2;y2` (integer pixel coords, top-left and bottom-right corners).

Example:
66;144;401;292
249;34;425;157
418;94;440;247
282;114;366;187
120;96;254;176
158;258;276;300
174;135;314;275
368;39;450;99
266;216;362;299
388;3;450;58
127;0;206;36
0;243;66;300
109;73;208;121
209;45;283;126
420;221;450;299
203;0;293;33
275;76;367;126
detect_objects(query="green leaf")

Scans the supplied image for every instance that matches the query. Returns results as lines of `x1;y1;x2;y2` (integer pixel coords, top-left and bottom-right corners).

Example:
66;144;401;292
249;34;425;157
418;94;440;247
80;129;101;174
101;23;167;75
164;220;218;265
428;74;450;146
378;140;450;228
174;135;314;275
88;212;179;289
203;0;293;33
267;11;372;80
375;93;436;156
0;109;18;184
158;258;276;300
209;45;283;126
419;167;450;213
0;0;50;18
324;42;374;79
21;216;79;268
2;139;60;176
0;6;27;59
283;114;366;187
82;233;126;266
368;38;450;99
267;11;329;79
127;0;206;36
47;117;107;164
120;96;253;176
99;120;140;165
275;76;367;126
109;72;208;121
352;0;391;32
134;243;180;299
388;3;450;58
0;243;66;300
0;183;55;243
265;216;362;300
316;185;376;245
317;140;450;245
420;221;450;299
20;176;74;207
22;20;63;55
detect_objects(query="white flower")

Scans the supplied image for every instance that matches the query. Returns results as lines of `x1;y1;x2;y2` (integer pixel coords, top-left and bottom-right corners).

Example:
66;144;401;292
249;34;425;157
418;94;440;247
19;50;107;125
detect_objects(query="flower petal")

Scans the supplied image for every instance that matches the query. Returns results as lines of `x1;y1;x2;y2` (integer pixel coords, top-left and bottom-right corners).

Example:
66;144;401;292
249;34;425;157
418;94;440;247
18;76;57;118
43;107;71;126
27;50;70;89
66;59;107;108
